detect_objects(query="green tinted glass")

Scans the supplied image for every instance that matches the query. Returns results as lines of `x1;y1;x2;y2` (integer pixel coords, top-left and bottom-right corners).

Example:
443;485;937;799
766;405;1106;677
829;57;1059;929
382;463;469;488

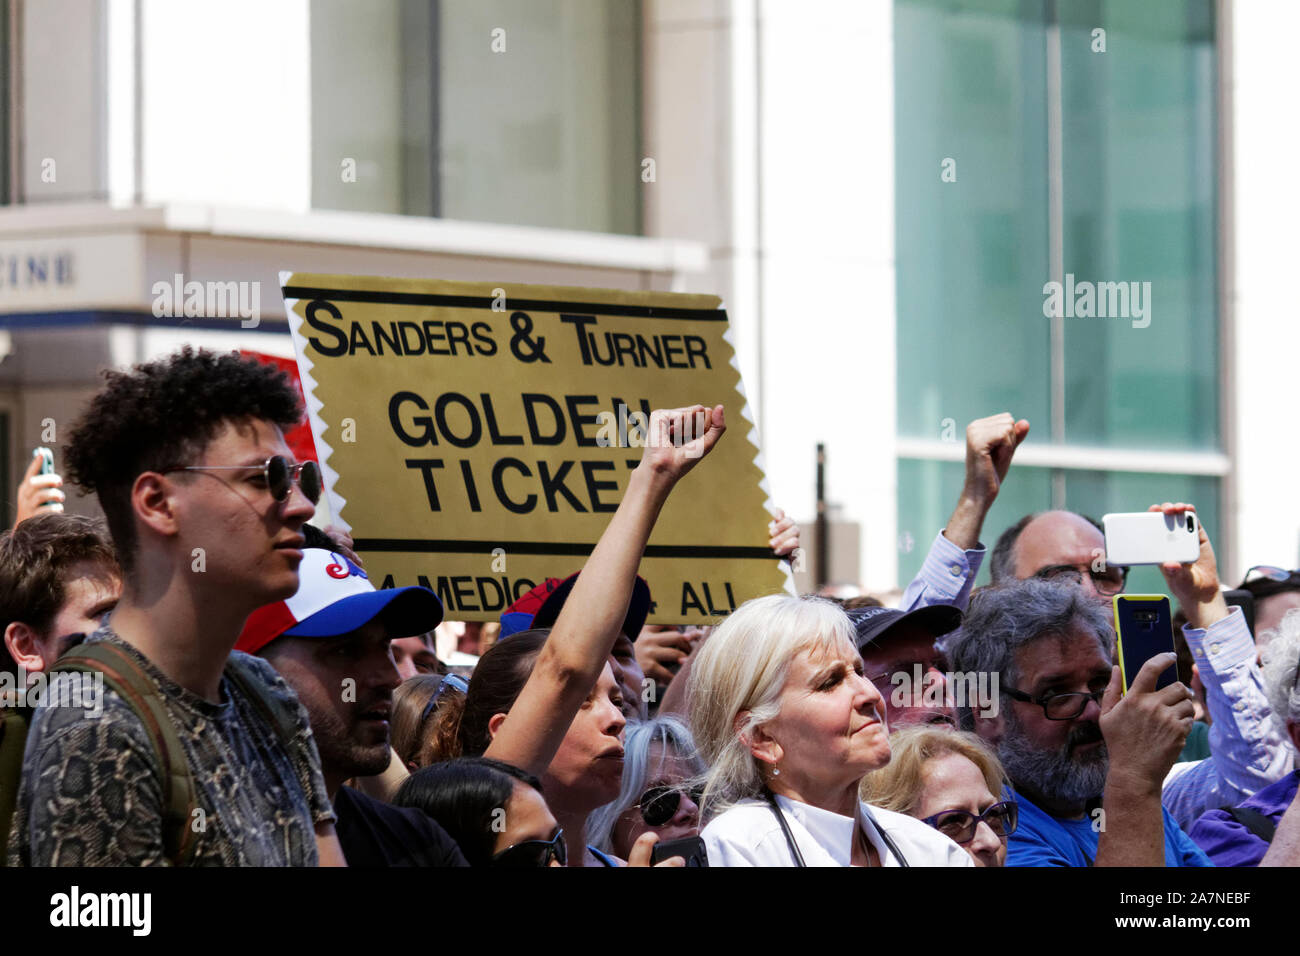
1058;1;1218;449
895;0;1052;439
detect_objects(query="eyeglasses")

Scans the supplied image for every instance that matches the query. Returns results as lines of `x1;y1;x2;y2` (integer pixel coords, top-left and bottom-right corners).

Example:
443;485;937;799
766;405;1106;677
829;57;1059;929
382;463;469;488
1002;685;1105;720
1032;563;1128;597
491;828;566;867
167;455;322;504
420;673;468;722
636;785;702;827
1243;566;1300;584
922;801;1019;845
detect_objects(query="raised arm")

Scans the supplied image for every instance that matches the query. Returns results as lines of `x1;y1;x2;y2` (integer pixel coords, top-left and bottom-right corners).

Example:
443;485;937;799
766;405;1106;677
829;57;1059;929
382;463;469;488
1154;502;1292;827
900;413;1028;612
943;412;1029;551
485;405;726;776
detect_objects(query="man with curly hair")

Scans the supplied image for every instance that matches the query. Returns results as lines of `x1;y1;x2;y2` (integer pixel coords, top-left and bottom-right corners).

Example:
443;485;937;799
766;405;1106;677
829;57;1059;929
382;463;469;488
5;347;346;866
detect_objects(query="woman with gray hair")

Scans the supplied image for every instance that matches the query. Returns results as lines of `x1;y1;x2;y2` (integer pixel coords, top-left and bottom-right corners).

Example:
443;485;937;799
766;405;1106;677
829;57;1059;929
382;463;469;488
587;715;705;860
1188;609;1300;865
687;593;972;866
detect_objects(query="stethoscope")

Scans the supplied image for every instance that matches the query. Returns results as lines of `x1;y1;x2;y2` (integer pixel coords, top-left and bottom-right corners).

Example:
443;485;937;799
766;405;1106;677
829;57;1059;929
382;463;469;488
763;789;910;868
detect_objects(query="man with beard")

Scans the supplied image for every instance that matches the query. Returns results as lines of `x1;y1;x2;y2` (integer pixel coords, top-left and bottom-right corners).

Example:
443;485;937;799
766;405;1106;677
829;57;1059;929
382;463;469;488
238;547;467;866
951;579;1211;866
988;503;1289;830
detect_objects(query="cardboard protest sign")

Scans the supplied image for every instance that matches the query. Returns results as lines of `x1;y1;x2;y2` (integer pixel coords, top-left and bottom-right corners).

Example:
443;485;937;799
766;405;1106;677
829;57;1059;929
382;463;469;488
282;272;794;624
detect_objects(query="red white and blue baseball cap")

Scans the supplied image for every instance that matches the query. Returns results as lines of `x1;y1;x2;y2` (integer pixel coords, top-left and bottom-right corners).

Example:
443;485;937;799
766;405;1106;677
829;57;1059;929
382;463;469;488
236;547;444;655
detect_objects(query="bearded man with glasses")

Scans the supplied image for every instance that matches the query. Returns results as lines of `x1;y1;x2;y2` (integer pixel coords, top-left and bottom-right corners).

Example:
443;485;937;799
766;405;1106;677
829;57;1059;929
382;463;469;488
950;578;1212;867
7;347;344;867
988;503;1293;831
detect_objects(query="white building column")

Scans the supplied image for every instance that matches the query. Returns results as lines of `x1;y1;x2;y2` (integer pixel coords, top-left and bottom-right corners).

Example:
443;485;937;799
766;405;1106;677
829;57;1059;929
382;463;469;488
755;0;897;591
1231;0;1300;573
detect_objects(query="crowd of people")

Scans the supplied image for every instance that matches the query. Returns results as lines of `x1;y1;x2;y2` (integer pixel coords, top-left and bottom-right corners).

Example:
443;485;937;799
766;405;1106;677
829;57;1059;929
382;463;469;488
1;346;1297;867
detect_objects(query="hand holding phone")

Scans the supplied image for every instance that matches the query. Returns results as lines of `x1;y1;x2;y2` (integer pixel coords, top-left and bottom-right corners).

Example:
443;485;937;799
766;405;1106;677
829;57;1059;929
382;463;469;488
14;447;65;524
1099;648;1195;790
1113;595;1178;694
649;835;708;867
1104;511;1200;566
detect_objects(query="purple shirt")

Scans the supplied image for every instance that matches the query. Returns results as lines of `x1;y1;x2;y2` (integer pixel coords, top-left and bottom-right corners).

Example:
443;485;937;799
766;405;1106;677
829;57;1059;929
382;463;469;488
1188;770;1299;867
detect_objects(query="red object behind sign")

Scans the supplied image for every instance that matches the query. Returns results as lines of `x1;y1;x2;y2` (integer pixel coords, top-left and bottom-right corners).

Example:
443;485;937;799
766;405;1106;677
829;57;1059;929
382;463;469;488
240;351;320;466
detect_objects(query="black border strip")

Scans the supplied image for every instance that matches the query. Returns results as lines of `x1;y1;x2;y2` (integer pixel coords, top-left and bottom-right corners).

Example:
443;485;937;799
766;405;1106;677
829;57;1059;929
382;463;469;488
281;286;726;321
353;538;775;560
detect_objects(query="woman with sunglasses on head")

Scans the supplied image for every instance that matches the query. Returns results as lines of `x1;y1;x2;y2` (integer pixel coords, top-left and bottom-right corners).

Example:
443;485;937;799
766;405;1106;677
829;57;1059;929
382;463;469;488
396;757;565;866
392;672;468;771
860;726;1017;867
689;594;972;867
587;715;705;860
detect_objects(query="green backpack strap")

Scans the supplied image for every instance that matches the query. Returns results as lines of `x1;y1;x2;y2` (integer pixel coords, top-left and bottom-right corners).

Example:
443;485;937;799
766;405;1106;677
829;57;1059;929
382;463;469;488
224;655;301;757
53;642;200;866
0;709;32;867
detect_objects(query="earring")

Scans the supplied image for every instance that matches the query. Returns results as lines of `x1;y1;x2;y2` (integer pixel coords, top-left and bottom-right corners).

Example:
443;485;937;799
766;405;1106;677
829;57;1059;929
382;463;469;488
771;766;780;777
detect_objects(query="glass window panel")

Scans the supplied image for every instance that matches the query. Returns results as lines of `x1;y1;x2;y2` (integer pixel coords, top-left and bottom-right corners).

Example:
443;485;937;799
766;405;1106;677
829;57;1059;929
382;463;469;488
895;0;1052;439
897;458;1053;588
1058;1;1218;450
311;0;641;233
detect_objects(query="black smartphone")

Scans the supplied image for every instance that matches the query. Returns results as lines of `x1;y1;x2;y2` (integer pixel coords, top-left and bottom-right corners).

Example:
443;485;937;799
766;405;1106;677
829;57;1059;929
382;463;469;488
649;836;708;867
1113;594;1178;694
1223;589;1256;640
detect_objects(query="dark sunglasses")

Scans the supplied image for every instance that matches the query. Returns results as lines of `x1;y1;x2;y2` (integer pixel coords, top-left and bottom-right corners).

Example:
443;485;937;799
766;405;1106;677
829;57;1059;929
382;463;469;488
636;785;701;827
922;801;1019;845
169;455;322;504
490;828;566;867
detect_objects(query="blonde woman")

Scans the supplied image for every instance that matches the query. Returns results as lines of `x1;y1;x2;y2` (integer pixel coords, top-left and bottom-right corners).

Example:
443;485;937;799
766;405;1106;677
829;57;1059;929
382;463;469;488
861;726;1017;867
688;594;971;867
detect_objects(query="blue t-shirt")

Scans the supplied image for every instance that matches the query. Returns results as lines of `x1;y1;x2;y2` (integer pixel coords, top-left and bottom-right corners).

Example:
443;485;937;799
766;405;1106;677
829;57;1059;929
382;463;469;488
1007;791;1213;867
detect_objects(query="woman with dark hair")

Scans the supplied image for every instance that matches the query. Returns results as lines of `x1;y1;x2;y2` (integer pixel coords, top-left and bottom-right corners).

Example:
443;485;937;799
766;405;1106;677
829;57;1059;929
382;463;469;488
452;627;634;865
448;405;727;866
396;758;563;867
457;631;548;758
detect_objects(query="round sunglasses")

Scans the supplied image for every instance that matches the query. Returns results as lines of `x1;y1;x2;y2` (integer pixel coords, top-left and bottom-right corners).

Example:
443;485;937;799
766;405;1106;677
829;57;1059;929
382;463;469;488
168;455;322;505
636;785;702;827
490;828;566;867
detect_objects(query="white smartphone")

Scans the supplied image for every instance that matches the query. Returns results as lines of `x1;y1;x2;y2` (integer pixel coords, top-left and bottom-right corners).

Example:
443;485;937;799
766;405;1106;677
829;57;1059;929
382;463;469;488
1103;511;1200;566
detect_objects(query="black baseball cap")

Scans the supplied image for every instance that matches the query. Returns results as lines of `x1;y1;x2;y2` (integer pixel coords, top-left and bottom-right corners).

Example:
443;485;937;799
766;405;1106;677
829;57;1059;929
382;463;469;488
846;604;963;652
